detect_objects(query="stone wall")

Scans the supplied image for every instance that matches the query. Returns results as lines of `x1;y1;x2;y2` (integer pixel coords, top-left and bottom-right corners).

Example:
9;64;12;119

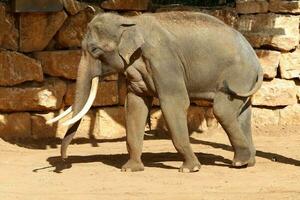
0;0;300;140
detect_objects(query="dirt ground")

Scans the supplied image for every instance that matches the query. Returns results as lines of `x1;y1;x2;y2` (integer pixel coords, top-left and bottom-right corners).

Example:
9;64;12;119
0;126;300;200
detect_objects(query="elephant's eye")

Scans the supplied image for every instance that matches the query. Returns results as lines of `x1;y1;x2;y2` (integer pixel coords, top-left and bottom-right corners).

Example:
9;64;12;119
88;44;104;58
120;23;135;27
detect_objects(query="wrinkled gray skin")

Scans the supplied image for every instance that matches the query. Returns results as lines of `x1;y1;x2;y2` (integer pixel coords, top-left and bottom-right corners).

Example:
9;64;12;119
62;11;263;172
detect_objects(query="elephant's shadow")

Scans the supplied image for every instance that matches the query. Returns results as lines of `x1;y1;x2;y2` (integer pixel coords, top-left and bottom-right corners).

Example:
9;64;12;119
44;151;232;173
35;133;300;173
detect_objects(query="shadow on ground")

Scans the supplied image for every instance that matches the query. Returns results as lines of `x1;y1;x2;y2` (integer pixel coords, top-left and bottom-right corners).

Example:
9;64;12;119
40;151;231;173
31;131;300;173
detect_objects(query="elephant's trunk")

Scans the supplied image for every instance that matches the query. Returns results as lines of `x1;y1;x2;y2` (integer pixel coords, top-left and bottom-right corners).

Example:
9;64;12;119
60;52;100;159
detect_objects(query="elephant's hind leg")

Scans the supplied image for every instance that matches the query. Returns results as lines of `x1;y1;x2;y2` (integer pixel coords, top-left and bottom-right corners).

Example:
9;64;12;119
213;92;254;167
160;101;201;172
239;103;256;166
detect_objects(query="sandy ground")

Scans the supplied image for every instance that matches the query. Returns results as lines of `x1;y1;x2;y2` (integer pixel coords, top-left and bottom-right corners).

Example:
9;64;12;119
0;126;300;200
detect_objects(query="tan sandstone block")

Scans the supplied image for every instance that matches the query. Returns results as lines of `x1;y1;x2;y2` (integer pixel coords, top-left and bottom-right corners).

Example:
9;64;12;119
0;112;31;139
0;3;18;50
31;112;60;139
94;107;125;138
152;98;215;108
19;11;67;52
101;0;150;11
236;0;269;14
269;0;300;14
65;81;119;106
0;50;43;86
34;50;81;80
255;50;280;79
193;100;214;107
279;48;300;80
279;104;300;125
150;106;217;133
252;79;297;106
204;8;238;28
31;110;94;139
31;110;95;139
31;107;125;139
62;0;85;15
0;78;67;112
156;6;238;28
34;50;118;81
296;81;300;101
252;107;280;127
56;9;94;48
237;14;299;51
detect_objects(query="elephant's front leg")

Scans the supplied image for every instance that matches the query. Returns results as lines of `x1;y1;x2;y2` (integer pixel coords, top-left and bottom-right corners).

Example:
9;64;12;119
121;92;152;172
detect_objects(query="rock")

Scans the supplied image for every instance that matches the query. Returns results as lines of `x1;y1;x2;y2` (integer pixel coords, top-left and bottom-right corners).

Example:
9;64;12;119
150;106;217;133
56;9;94;48
19;11;67;52
202;8;238;28
193;100;213;107
105;74;118;81
0;3;18;50
279;104;300;125
62;0;84;15
0;113;31;139
65;81;119;106
34;50;118;80
62;0;102;15
236;0;269;14
269;0;300;14
255;50;280;79
205;107;218;128
31;107;125;139
94;107;125;138
237;14;299;51
279;49;300;80
152;98;160;106
156;6;238;28
31;112;61;139
101;0;150;11
0;50;43;86
34;50;81;80
296;81;300;101
121;11;143;16
0;78;67;112
252;107;280;126
252;79;297;106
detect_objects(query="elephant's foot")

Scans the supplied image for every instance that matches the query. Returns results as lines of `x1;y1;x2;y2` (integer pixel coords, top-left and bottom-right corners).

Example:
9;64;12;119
179;161;201;173
232;148;255;168
121;159;144;172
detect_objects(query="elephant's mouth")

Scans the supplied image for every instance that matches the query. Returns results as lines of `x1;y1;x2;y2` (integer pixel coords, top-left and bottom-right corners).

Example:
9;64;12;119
46;76;99;126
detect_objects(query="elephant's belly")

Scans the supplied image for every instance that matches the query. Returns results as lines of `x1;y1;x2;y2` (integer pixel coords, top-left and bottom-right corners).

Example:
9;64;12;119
188;91;216;101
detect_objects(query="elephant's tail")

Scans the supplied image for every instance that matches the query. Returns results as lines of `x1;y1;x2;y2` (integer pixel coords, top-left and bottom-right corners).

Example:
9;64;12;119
225;65;263;97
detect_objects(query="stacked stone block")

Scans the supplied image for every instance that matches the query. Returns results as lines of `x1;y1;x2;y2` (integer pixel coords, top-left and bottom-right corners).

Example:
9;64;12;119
0;0;300;140
235;0;300;128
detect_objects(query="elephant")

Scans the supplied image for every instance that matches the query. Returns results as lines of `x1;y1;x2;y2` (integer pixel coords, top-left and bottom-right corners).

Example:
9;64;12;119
47;11;263;172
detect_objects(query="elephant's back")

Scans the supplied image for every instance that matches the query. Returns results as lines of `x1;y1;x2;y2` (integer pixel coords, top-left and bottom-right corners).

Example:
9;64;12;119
151;11;227;28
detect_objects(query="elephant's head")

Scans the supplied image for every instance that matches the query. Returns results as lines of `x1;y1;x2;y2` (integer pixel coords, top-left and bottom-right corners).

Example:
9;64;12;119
46;13;145;158
85;13;145;67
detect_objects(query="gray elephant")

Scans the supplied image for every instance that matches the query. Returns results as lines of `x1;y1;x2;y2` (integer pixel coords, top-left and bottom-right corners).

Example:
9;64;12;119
48;11;263;172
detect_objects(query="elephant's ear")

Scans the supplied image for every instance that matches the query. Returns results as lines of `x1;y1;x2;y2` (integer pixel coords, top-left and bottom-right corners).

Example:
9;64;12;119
118;24;145;65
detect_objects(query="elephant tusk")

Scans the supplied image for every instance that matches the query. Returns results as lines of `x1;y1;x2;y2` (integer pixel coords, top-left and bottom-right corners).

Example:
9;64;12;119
46;106;73;124
87;5;96;13
62;77;99;126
